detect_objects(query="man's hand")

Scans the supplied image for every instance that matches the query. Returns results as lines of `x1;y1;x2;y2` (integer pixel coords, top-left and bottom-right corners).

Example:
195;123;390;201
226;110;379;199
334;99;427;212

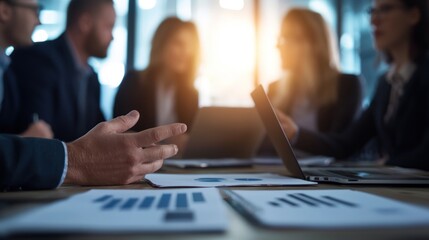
64;110;187;186
275;109;299;140
21;121;53;139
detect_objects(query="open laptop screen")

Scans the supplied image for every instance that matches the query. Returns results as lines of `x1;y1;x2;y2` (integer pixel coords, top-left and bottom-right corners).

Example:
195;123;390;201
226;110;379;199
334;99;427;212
251;85;305;179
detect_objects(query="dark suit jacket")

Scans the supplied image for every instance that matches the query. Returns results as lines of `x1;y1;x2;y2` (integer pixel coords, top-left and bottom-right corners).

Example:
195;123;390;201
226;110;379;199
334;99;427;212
268;73;363;134
295;58;429;171
258;74;363;156
0;68;20;134
10;34;105;142
0;135;65;191
113;70;199;131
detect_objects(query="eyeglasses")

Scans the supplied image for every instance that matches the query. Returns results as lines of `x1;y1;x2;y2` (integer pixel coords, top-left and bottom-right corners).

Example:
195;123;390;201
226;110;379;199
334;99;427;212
367;4;405;18
1;0;43;18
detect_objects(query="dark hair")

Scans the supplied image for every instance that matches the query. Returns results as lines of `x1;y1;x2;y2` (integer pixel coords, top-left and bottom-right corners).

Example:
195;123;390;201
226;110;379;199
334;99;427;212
385;0;429;63
66;0;113;29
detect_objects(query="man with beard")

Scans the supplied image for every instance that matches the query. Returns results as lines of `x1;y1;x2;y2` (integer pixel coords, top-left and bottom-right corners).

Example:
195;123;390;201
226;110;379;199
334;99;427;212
10;0;115;141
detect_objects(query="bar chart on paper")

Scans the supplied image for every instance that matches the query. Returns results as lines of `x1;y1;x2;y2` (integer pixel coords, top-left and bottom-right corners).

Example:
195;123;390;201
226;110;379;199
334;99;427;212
225;189;429;228
0;189;227;234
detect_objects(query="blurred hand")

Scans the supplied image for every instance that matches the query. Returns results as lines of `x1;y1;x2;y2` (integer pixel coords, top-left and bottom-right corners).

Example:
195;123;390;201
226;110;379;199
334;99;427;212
275;109;299;140
21;121;53;139
64;110;187;186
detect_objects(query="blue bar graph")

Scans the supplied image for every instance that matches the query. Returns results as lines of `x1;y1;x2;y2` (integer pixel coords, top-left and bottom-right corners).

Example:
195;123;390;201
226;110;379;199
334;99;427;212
139;196;155;209
176;193;188;208
157;194;172;209
121;198;138;210
102;199;122;210
93;195;112;203
192;192;205;203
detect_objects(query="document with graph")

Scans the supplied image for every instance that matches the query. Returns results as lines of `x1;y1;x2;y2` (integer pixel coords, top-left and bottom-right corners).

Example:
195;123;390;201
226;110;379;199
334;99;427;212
145;173;316;187
0;189;227;234
224;189;429;228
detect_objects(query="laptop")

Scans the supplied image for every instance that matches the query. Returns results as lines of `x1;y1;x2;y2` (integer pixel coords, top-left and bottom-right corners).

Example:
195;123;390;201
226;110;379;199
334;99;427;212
181;107;265;159
251;85;429;185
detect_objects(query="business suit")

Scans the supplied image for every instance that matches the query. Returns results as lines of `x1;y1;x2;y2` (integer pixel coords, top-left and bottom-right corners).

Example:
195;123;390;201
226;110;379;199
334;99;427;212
269;73;363;134
294;58;429;171
10;34;105;142
113;69;199;131
0;135;65;191
0;68;20;134
258;74;363;156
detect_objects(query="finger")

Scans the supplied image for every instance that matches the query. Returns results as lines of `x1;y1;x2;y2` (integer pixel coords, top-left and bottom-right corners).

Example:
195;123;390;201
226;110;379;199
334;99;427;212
141;159;164;174
100;110;140;133
130;159;165;180
131;123;187;147
138;144;178;164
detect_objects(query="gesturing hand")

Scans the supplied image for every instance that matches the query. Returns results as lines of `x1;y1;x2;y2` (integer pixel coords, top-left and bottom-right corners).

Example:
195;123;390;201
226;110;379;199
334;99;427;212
21;121;53;139
64;110;187;186
275;109;299;141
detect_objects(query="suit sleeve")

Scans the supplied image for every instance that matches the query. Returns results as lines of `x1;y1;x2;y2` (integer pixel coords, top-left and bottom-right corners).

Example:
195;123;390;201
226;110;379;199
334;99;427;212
0;135;65;191
10;48;58;132
113;71;148;131
328;74;364;133
294;80;379;159
93;74;106;123
388;80;429;171
295;106;376;159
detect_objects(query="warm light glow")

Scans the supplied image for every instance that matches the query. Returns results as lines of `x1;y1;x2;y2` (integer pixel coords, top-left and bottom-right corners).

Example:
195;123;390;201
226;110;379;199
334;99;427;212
196;11;255;106
138;0;157;10
219;0;244;11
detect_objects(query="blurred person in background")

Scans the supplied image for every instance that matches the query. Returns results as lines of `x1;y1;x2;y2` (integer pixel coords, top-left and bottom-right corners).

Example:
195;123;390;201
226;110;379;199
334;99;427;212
277;0;429;171
0;0;52;138
260;8;363;156
10;0;114;141
114;17;200;155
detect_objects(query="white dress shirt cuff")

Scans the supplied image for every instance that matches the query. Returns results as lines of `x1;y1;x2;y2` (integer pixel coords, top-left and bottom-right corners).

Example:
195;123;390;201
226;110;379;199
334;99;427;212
56;142;69;188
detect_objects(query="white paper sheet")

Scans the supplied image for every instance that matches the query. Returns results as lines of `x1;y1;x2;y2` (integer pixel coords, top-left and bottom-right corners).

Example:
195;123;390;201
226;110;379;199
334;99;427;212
0;188;227;235
145;173;316;187
225;189;429;228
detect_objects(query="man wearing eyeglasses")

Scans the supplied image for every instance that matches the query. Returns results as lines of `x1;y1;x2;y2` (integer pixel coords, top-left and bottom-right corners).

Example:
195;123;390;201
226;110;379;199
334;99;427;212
0;0;52;137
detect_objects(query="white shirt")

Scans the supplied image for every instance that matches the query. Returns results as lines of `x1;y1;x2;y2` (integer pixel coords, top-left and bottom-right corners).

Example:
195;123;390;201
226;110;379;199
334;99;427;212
384;62;416;122
0;49;11;112
156;80;178;126
386;62;416;86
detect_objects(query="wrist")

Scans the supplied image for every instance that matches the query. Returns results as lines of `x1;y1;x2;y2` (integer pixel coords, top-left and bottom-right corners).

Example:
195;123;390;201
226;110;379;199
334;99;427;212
63;142;83;185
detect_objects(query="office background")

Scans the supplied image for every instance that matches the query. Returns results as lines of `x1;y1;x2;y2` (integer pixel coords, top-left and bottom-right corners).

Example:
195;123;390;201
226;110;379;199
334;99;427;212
18;0;384;119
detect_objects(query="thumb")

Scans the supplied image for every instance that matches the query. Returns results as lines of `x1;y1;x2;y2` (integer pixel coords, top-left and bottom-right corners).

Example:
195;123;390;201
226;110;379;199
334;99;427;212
103;110;140;133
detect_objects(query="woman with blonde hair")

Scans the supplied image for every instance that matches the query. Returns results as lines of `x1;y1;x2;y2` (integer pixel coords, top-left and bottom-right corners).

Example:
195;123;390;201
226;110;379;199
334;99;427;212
278;0;429;170
268;8;362;144
114;17;200;131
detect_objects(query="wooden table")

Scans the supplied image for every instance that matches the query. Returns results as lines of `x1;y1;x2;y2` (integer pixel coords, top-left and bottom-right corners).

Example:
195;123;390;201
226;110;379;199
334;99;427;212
1;165;429;240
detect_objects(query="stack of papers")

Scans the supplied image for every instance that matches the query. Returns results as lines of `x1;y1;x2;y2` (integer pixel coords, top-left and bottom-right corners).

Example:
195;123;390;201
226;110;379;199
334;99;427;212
224;189;429;228
0;188;227;234
145;173;317;187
